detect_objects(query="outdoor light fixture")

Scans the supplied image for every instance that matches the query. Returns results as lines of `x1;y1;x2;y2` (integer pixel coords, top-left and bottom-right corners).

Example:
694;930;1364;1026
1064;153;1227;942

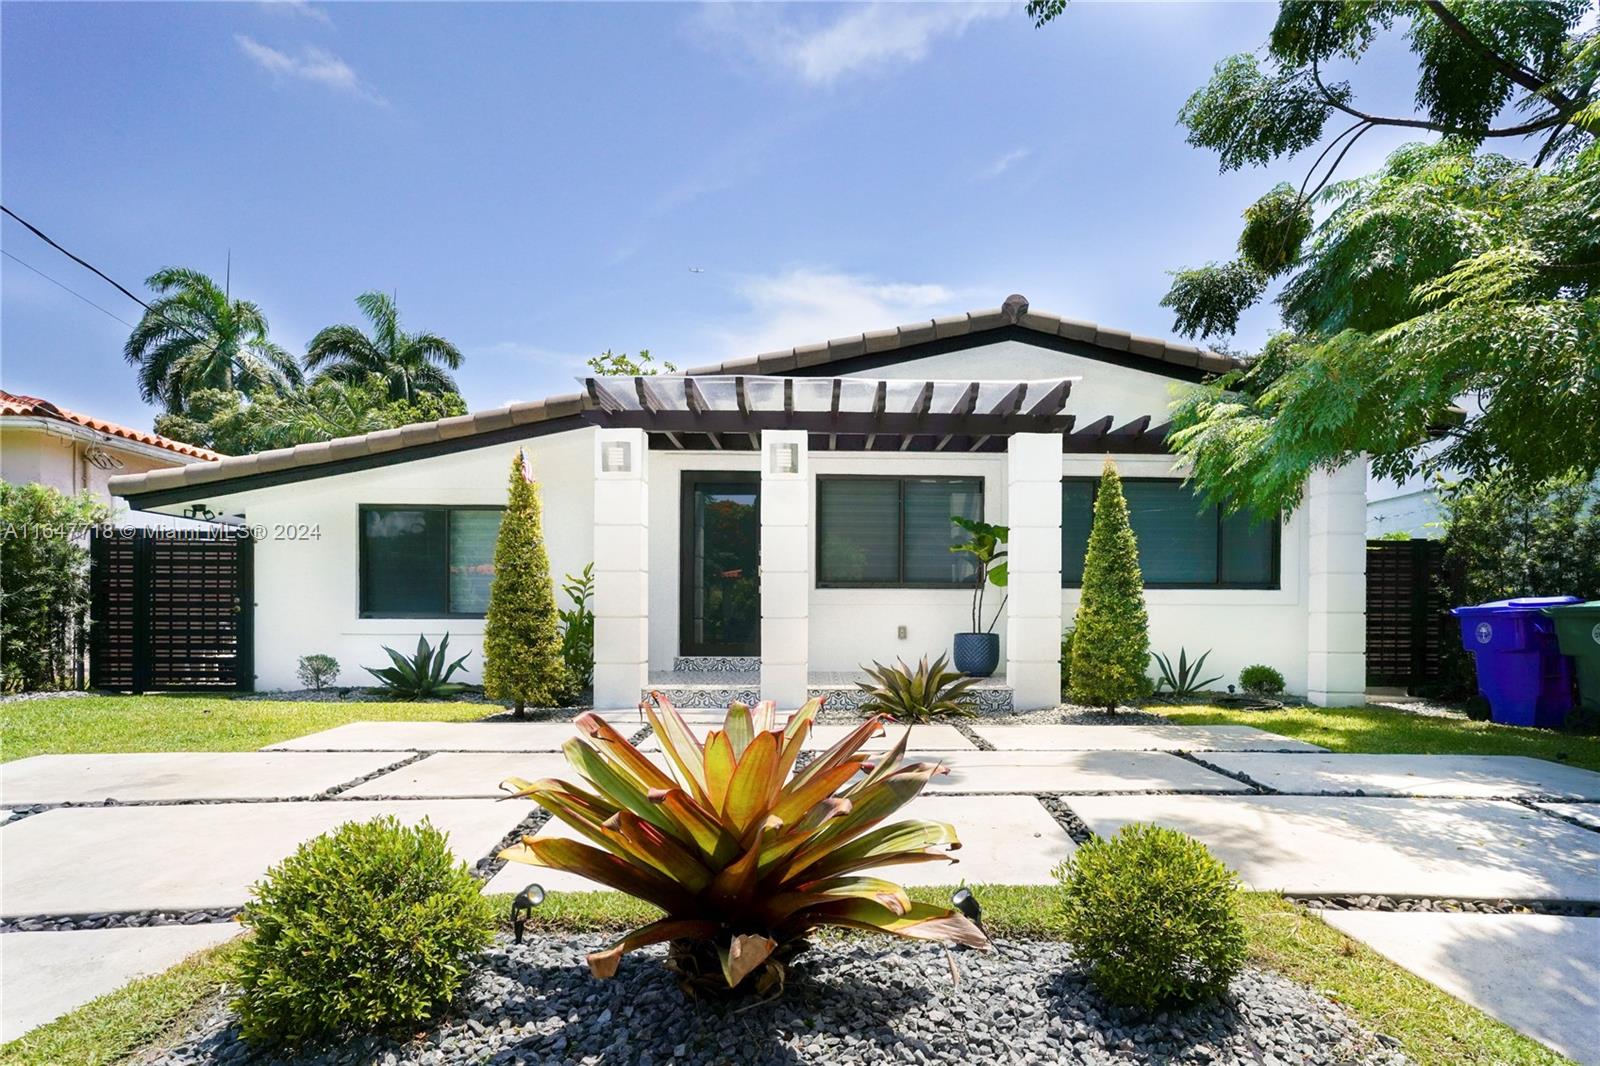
600;440;632;473
511;883;545;943
183;504;217;521
768;440;799;475
950;886;992;953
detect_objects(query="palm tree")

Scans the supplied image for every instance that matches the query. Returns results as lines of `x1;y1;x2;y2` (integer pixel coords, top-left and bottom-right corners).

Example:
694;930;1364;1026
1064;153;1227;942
123;267;302;412
303;291;463;403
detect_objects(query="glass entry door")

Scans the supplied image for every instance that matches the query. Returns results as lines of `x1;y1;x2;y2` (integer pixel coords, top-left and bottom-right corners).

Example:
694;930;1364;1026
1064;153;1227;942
680;473;760;656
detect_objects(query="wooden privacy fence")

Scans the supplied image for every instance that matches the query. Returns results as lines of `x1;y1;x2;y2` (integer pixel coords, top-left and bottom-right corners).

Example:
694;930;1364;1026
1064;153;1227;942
1365;538;1453;691
89;527;254;693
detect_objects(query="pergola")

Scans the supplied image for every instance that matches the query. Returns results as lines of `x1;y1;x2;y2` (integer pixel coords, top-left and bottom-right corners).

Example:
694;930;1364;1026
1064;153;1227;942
581;374;1171;453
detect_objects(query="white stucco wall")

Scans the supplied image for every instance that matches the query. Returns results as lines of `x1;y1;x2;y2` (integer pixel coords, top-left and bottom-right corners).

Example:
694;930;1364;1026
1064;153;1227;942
1;423;195;525
134;338;1361;700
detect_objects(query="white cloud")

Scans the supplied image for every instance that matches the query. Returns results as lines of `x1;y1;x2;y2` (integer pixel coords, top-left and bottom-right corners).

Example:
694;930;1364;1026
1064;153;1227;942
259;1;332;25
977;147;1029;180
696;3;1011;87
710;269;968;357
235;35;385;104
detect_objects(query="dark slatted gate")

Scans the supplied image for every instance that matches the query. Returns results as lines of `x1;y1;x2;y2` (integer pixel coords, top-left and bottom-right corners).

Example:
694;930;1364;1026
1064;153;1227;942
1365;538;1451;690
90;528;254;692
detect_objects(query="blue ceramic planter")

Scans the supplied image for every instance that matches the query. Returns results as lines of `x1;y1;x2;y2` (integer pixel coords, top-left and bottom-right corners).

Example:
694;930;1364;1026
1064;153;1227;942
952;632;999;678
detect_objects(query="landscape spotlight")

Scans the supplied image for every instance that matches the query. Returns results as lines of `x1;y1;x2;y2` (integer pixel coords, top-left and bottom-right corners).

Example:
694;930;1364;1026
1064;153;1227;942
511;883;545;943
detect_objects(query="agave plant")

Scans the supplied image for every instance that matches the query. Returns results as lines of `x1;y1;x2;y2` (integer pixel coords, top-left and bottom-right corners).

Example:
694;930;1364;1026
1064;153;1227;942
364;634;470;699
498;696;988;996
1150;647;1222;698
856;654;980;722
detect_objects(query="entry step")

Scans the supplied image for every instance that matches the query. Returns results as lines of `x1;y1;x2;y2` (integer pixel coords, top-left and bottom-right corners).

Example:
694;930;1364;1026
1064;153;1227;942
644;668;1013;713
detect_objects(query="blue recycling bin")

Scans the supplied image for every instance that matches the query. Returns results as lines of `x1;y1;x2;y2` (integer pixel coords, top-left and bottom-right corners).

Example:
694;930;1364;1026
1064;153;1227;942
1451;597;1580;728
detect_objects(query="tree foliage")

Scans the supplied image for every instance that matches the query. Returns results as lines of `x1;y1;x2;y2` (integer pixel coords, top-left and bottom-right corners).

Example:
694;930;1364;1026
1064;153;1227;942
1068;460;1151;710
123;267;302;412
0;484;107;691
153;376;466;456
482;451;571;714
586;348;676;376
1036;2;1599;514
305;291;463;403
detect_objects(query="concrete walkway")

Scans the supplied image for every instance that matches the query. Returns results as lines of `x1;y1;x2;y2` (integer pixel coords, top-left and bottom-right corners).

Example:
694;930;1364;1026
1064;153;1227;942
3;713;1598;1060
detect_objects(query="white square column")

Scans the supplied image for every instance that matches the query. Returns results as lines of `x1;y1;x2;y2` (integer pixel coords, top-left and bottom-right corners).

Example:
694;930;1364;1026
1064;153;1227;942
1005;433;1064;710
592;428;649;710
1306;459;1368;707
759;430;809;707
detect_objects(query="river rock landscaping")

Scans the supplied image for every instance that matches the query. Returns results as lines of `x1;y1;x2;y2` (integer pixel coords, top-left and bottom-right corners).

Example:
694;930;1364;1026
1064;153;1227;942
139;934;1409;1066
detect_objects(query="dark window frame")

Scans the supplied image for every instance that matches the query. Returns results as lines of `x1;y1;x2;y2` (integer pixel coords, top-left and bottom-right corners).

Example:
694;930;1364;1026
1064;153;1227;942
815;474;985;590
358;504;505;619
1060;476;1281;590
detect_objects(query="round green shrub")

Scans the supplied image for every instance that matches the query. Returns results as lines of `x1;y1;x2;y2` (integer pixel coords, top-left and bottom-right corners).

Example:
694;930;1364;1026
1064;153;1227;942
1238;664;1285;697
234;817;496;1046
1054;823;1246;1011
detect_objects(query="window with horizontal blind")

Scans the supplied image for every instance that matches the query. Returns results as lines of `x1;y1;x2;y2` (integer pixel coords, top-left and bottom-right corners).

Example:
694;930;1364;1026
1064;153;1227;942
1060;479;1278;589
360;506;504;617
817;476;983;587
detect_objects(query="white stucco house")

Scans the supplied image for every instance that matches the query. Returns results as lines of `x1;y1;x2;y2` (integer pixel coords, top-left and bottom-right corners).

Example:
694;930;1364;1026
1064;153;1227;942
108;295;1368;710
1;388;220;524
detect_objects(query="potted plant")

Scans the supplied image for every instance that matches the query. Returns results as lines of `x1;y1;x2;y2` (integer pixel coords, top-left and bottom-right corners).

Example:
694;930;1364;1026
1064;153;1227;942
949;515;1008;677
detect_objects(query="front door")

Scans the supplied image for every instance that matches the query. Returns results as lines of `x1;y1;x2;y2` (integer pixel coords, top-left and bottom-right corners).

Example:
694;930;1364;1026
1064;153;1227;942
680;472;760;656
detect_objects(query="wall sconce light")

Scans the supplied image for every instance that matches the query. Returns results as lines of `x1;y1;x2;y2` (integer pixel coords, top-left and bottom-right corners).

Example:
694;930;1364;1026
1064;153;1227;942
601;440;633;474
769;441;799;475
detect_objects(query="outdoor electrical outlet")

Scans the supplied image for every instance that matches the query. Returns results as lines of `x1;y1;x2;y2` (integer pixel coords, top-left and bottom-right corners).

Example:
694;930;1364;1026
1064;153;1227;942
897;625;907;639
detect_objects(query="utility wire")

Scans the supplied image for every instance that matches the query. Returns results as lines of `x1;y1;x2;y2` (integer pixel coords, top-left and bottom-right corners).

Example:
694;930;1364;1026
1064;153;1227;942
1;249;135;328
0;204;151;309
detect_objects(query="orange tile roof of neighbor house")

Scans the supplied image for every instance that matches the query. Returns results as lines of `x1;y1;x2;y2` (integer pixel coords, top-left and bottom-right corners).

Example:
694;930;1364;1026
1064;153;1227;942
0;388;223;461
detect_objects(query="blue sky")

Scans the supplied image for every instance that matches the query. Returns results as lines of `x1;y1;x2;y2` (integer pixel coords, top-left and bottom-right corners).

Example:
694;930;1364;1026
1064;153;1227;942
2;1;1425;431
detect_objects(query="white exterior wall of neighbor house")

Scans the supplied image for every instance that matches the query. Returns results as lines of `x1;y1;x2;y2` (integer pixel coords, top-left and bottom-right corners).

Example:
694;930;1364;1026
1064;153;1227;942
0;422;201;526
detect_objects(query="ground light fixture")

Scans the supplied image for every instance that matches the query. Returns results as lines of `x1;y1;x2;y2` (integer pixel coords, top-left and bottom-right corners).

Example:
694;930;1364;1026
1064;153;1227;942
511;883;545;943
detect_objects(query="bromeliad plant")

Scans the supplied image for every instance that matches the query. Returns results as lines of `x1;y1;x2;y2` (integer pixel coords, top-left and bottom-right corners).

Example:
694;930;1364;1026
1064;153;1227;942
856;654;980;722
499;696;988;997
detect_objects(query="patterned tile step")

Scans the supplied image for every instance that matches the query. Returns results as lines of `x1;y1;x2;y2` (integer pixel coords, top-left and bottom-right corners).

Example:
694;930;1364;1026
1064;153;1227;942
643;678;1013;713
671;656;762;673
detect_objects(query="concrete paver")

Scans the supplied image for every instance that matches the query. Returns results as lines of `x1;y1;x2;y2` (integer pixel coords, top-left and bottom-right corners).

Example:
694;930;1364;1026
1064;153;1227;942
0;924;241;1042
1067;795;1600;901
1532;802;1600;831
484;793;1073;895
971;723;1325;752
640;721;975;753
921;750;1247;794
1322;911;1600;1065
1204;753;1600;799
343;752;573;798
0;752;401;805
0;799;530;916
265;720;584;752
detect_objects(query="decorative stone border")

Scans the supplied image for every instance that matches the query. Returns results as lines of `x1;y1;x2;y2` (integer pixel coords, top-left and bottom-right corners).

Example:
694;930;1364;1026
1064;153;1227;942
1289;894;1600;917
1;908;241;933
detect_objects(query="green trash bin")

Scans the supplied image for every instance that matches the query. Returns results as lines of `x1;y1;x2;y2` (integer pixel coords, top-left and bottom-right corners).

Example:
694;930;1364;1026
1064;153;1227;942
1543;600;1600;713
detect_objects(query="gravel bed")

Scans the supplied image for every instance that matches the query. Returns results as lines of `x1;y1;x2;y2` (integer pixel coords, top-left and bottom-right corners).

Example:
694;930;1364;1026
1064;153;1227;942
139;934;1408;1066
0;688;101;704
1;907;241;933
1291;894;1600;917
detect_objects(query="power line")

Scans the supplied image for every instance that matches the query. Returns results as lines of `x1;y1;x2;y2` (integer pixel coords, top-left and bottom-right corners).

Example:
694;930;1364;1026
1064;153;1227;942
0;204;151;309
2;249;135;328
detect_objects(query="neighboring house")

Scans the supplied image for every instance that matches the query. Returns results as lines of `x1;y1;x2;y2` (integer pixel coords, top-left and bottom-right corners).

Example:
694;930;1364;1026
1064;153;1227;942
0;389;220;524
1367;470;1444;540
108;295;1368;708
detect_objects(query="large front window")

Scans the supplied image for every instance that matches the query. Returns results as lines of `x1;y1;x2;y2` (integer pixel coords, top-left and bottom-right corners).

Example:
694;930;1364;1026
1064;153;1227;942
816;476;983;587
359;506;503;617
1060;479;1278;589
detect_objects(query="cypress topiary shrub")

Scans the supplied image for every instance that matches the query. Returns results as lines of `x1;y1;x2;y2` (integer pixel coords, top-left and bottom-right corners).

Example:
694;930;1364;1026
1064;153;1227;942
1055;823;1246;1011
483;450;572;715
1068;459;1151;709
234;817;495;1046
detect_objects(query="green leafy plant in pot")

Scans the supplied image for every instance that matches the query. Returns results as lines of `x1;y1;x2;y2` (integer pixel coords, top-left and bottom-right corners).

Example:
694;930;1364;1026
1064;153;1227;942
949;516;1008;677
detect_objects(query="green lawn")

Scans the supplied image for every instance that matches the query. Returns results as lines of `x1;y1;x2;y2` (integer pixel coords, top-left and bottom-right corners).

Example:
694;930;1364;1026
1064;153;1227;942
1;889;1564;1066
1152;703;1600;773
0;695;500;763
